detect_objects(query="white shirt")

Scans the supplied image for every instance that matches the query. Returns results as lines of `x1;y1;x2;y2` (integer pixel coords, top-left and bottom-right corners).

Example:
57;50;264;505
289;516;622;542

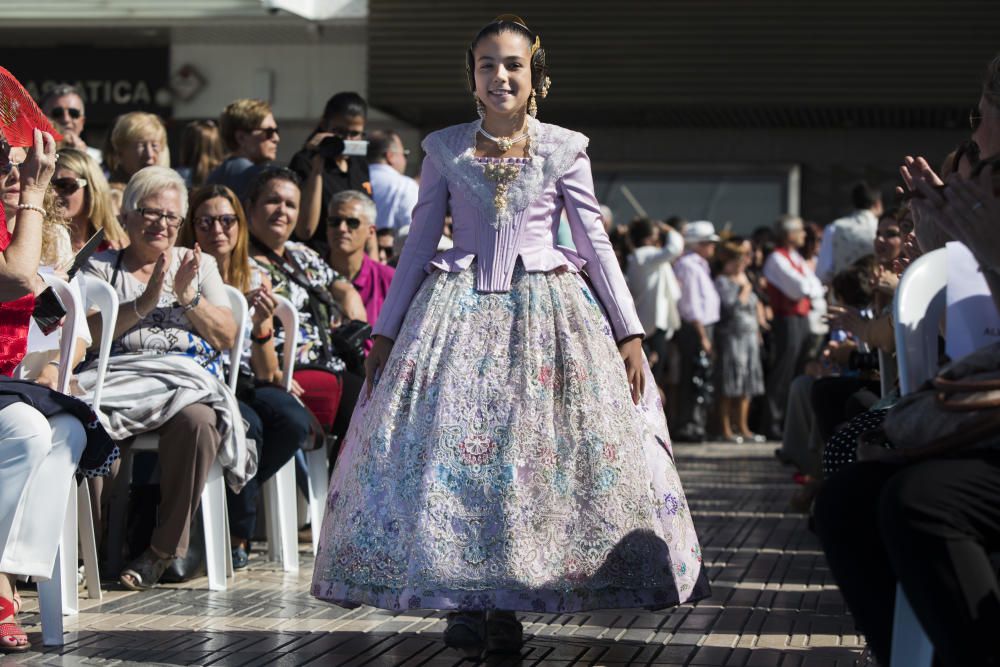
369;163;419;231
626;229;684;337
763;248;824;302
816;209;878;283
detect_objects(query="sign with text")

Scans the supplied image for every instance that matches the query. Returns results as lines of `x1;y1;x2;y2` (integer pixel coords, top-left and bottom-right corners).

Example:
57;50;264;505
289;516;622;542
0;47;172;122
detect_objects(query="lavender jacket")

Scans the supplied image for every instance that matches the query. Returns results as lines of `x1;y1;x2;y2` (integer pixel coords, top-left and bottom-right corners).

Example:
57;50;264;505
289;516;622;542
371;118;644;343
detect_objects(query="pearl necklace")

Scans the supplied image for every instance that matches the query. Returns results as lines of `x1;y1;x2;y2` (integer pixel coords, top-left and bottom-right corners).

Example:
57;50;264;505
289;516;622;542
478;125;529;153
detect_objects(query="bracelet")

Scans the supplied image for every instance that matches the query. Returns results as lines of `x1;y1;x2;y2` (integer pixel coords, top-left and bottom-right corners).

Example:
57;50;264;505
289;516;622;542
16;203;45;216
250;330;273;344
132;299;146;319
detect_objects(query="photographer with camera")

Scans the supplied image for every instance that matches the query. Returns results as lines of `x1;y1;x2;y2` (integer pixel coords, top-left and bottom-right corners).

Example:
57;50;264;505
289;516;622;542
290;92;372;257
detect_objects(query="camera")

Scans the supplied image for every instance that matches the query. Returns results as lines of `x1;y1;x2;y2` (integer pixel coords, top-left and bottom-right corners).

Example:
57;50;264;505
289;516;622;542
316;136;368;160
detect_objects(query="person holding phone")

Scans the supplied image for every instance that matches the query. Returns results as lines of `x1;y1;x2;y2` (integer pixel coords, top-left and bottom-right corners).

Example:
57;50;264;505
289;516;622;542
309;16;708;658
290;92;373;256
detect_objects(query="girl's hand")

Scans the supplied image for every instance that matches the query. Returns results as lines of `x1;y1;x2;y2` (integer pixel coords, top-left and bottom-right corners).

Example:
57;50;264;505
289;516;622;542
35;362;59;389
364;335;394;398
618;336;645;405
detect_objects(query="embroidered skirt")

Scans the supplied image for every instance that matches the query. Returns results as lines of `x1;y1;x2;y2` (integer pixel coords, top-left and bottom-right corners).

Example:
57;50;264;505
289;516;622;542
311;262;709;612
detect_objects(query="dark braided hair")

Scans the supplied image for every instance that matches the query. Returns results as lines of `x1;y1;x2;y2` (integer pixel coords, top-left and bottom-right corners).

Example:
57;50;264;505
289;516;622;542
465;15;549;97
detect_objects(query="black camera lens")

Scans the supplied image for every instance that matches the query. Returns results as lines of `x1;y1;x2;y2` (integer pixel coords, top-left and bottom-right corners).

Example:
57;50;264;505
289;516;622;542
317;136;346;159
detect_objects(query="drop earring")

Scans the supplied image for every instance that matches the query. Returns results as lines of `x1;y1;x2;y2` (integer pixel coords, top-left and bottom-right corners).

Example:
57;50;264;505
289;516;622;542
475;95;486;119
528;90;538;118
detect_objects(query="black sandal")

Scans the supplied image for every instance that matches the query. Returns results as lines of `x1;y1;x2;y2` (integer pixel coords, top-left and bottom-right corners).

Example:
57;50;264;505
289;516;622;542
120;548;174;591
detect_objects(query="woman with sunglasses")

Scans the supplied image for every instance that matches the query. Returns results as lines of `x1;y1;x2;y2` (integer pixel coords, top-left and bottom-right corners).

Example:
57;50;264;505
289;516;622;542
180;184;315;569
310;16;708;657
206;99;279;200
52;148;127;252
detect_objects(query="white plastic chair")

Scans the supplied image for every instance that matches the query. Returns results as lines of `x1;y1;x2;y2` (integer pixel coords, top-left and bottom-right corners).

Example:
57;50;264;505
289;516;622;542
888;248;947;667
260;294;301;571
104;287;246;592
33;274;79;645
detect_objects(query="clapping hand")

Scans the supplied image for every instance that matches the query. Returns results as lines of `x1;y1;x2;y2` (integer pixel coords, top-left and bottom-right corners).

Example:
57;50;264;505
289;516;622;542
175;245;201;307
134;253;167;317
827;304;864;337
936;165;1000;271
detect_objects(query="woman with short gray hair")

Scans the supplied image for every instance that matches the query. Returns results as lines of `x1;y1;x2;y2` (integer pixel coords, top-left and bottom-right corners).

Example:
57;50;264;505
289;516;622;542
80;165;254;591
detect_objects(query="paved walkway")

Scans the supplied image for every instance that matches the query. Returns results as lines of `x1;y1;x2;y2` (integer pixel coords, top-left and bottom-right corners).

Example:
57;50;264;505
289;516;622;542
7;443;864;666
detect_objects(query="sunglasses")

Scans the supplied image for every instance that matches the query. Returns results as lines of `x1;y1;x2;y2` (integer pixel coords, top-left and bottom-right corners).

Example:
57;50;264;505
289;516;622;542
194;214;239;232
877;229;902;239
49;106;82;120
52;177;88;194
328;215;364;230
256;127;280;139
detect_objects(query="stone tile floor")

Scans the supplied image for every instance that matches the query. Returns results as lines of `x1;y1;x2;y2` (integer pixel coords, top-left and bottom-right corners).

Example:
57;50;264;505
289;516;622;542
4;442;863;666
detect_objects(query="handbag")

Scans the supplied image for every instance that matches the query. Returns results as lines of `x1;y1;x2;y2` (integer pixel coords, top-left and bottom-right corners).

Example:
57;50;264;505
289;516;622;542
331;319;371;375
858;340;1000;463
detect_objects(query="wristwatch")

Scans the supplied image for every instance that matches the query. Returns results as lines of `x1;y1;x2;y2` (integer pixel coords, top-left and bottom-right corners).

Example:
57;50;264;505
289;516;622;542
181;291;202;312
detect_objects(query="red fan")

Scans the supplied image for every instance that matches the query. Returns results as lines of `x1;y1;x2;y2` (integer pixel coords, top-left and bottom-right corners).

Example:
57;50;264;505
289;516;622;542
0;66;61;147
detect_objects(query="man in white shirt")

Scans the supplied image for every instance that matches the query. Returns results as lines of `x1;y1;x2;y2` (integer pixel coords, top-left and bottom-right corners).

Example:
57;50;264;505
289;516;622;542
367;130;419;231
763;215;825;439
626;218;684;395
815;182;882;283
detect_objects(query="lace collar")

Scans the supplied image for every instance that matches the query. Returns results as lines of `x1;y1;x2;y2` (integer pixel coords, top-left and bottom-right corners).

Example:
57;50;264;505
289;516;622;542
421;117;589;229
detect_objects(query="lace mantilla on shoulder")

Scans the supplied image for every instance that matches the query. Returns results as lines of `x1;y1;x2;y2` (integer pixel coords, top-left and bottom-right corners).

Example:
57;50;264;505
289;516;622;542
421;117;589;229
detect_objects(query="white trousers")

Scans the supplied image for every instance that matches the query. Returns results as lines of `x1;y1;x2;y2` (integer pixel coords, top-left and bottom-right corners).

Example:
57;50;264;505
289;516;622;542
0;402;85;579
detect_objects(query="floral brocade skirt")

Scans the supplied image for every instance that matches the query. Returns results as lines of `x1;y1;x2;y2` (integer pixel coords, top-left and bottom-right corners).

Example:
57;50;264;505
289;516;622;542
311;262;710;612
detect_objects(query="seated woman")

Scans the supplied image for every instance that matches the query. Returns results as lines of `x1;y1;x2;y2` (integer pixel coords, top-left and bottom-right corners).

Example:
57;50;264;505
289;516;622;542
180;184;314;568
78;166;253;591
243;167;366;446
51;148;126;253
105;112;170;187
1;129;115;654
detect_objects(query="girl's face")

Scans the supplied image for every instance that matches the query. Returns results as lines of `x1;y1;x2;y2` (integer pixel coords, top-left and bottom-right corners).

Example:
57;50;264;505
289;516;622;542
193;196;239;260
473;31;534;119
248;179;300;249
875;217;902;263
53;166;87;220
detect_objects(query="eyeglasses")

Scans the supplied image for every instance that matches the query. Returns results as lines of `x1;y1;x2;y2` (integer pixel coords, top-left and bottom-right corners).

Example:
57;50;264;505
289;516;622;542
49;106;82;120
136;207;183;229
51;177;87;194
256;127;280;139
194;214;239;232
971;108;983;132
328;215;364;230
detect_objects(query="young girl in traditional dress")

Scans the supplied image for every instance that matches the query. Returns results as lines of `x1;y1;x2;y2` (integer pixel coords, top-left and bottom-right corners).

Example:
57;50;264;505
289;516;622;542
311;15;709;657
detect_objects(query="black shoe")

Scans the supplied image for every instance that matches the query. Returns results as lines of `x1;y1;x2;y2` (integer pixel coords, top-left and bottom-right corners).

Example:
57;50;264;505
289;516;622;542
444;611;486;656
485;610;524;656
